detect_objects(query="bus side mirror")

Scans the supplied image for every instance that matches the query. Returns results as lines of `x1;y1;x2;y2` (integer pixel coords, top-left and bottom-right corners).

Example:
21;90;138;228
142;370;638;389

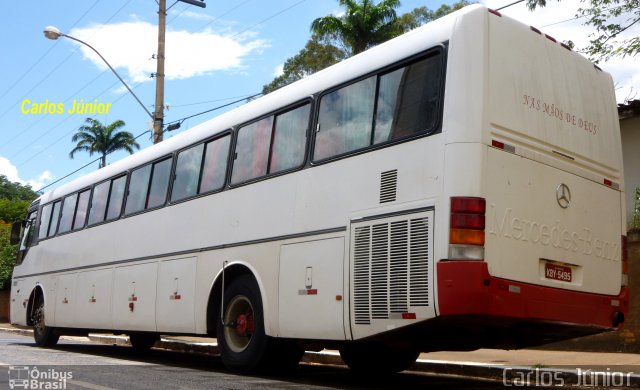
10;221;21;245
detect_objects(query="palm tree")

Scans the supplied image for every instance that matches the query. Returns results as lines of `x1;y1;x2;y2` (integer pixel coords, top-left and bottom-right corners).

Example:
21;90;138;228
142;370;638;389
69;118;140;169
311;0;401;55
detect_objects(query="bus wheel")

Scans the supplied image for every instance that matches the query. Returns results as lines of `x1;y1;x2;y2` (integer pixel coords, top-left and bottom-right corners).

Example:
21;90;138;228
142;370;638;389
129;333;159;351
217;275;272;373
339;342;419;373
32;296;59;347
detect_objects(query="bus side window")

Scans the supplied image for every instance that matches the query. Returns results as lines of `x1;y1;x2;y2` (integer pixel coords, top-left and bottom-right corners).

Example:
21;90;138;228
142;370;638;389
126;165;152;215
73;189;91;230
232;117;273;184
269;104;309;174
38;204;52;240
147;158;173;209
374;54;442;144
47;201;62;238
87;181;110;226
20;211;37;250
314;76;376;161
106;175;127;220
172;143;205;202
200;135;230;193
58;194;78;234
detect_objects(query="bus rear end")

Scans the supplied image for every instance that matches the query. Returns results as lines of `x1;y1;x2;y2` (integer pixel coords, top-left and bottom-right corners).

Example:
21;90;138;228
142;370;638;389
437;8;627;344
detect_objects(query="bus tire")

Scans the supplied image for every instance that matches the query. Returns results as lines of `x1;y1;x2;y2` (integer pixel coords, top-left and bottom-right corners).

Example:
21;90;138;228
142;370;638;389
32;295;59;348
339;342;419;373
129;333;159;351
217;274;278;373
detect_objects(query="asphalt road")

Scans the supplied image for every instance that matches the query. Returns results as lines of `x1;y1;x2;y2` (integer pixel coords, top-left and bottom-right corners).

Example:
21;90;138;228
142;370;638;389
0;330;551;390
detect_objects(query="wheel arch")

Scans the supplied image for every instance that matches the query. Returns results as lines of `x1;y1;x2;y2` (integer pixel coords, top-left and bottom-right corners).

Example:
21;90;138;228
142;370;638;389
206;261;268;335
26;284;45;326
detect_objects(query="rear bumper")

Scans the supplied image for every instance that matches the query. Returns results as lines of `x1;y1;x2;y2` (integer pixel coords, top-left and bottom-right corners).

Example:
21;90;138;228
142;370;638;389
437;261;628;329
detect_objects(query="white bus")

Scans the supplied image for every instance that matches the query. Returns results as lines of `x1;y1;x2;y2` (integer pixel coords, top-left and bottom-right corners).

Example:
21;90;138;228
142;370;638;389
10;5;627;374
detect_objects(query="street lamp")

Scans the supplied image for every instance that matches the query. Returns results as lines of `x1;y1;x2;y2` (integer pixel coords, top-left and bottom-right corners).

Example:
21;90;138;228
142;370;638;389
43;26;154;123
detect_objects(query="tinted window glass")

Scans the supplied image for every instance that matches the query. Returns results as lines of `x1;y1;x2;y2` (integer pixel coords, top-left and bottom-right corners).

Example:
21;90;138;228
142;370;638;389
172;144;204;202
314;76;376;160
48;201;62;237
38;204;52;240
106;176;126;220
270;104;309;174
125;165;152;215
88;181;110;225
73;189;91;230
200;135;230;193
232;117;273;184
374;56;441;143
147;158;172;209
20;211;37;251
58;194;78;234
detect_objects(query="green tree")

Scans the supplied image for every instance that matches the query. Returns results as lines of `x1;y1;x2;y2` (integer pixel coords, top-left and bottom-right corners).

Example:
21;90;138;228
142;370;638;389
0;178;38;290
0;175;38;202
69;118;140;169
0;225;16;290
311;0;401;56
263;36;346;94
395;1;471;32
526;0;640;62
263;0;472;93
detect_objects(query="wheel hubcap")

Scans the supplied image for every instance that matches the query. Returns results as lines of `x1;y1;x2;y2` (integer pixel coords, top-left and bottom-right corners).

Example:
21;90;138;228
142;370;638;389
224;295;255;353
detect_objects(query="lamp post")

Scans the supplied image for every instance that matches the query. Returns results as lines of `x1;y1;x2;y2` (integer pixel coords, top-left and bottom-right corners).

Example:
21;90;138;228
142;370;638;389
43;26;154;122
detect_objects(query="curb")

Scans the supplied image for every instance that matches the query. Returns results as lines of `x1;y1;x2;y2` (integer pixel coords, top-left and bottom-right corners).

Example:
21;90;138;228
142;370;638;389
2;326;639;386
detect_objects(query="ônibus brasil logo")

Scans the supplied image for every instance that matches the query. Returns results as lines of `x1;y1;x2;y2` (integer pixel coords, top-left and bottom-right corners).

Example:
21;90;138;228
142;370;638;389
8;366;72;389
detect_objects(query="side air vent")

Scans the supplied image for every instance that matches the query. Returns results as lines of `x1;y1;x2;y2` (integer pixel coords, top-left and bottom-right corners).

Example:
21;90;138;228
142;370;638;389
379;169;398;203
352;211;433;325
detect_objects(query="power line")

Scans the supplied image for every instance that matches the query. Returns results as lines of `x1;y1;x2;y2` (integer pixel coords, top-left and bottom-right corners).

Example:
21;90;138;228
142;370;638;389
0;0;102;104
2;0;207;154
165;92;262;126
36;157;102;193
196;0;253;30
169;94;260;108
227;0;309;40
15;79;147;168
16;0;306;182
0;0;135;140
35;94;260;193
497;0;525;11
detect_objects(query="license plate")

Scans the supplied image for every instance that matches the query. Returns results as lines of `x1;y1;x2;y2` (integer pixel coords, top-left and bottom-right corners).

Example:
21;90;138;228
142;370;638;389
545;263;572;282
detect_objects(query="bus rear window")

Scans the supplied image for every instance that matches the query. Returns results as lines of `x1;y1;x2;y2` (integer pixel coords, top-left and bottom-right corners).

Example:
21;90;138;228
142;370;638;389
313;51;443;161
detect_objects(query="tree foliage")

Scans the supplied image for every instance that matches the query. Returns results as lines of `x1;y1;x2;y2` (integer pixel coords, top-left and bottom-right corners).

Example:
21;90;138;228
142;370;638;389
0;225;16;290
0;177;38;289
0;175;38;203
70;118;140;169
311;0;402;55
527;0;640;62
395;1;471;32
263;0;472;94
262;36;347;94
0;175;38;223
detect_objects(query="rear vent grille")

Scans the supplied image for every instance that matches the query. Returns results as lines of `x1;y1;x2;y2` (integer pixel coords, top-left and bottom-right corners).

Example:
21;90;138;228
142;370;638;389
379;169;398;203
352;213;431;325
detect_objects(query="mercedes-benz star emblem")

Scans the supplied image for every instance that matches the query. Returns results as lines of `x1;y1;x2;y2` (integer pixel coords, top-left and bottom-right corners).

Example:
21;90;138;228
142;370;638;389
556;183;571;209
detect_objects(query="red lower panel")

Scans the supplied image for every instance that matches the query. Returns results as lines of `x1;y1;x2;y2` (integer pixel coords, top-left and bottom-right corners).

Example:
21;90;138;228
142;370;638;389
437;261;628;328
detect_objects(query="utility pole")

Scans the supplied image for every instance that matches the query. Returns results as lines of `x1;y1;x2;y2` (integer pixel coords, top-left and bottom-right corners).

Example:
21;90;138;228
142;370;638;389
153;0;167;144
153;0;206;144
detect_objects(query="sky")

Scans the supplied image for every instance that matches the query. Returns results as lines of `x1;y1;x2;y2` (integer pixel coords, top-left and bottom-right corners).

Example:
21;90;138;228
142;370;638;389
0;0;638;194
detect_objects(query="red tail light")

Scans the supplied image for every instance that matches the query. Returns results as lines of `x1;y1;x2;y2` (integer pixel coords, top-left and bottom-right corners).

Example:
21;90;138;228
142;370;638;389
449;197;486;260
